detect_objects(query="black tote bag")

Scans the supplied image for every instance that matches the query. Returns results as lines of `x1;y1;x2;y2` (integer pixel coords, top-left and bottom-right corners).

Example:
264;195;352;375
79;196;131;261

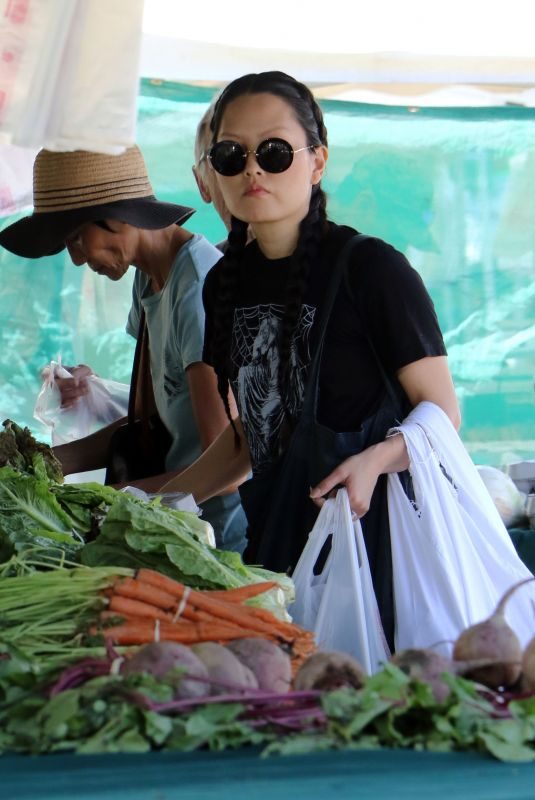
105;310;172;485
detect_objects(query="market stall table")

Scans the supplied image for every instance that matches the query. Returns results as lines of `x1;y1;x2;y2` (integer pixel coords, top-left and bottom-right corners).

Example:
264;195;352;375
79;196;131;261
3;747;535;800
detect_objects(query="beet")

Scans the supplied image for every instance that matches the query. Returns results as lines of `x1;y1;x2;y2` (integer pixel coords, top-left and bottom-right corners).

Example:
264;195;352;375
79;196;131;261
452;577;534;689
191;642;259;694
121;641;210;698
390;648;452;703
293;651;366;692
226;638;292;693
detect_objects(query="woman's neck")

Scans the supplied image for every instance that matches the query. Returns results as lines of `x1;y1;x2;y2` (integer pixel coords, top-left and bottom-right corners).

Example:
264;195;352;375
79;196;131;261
251;220;300;260
135;226;193;291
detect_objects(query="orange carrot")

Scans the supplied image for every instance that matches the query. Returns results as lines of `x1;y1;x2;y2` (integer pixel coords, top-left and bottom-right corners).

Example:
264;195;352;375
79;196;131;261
113;577;178;611
231;604;300;634
101;618;263;646
112;579;215;622
204;581;278;603
135;568;193;598
108;594;173;622
136;569;293;641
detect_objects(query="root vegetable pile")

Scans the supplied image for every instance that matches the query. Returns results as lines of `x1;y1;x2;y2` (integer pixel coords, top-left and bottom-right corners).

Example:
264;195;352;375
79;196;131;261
99;568;315;674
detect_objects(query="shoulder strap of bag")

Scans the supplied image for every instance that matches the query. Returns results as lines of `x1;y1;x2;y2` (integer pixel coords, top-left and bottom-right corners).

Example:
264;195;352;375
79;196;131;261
127;309;151;427
300;232;371;418
341;237;405;421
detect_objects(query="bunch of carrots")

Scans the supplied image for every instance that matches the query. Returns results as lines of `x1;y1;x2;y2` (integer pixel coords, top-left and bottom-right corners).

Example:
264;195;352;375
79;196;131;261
96;569;316;672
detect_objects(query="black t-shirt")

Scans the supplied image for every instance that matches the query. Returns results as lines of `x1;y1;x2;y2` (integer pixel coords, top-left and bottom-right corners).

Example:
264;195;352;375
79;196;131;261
203;223;446;475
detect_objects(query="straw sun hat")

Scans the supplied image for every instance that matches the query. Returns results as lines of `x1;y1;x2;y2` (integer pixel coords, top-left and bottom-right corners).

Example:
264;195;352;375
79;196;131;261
0;146;195;258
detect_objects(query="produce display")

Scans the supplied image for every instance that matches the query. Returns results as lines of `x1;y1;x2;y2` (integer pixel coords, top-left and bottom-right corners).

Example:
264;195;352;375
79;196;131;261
2;420;535;764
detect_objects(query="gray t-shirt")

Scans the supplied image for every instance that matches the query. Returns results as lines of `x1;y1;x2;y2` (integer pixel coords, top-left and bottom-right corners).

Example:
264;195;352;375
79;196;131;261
127;233;247;553
127;234;220;470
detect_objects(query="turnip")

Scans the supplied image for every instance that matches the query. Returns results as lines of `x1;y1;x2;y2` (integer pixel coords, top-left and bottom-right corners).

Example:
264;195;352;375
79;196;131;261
390;648;453;703
293;651;366;692
521;636;535;693
121;641;210;698
226;638;292;693
191;641;259;694
452;577;535;689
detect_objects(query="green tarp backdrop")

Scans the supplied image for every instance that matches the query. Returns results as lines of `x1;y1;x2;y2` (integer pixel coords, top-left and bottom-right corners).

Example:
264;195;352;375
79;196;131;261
0;80;533;465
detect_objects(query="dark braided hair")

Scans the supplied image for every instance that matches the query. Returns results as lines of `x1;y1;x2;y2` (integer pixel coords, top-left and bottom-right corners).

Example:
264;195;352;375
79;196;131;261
209;72;329;442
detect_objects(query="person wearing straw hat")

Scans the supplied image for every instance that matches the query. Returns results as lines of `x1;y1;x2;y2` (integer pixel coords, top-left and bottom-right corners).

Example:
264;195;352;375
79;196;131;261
0;144;248;553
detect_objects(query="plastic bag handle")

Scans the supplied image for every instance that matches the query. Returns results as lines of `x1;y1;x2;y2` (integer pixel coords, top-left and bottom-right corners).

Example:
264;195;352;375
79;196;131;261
291;497;337;580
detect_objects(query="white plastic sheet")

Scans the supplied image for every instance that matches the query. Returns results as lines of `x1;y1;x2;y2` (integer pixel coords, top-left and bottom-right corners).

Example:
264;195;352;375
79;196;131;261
0;0;143;153
0;143;35;214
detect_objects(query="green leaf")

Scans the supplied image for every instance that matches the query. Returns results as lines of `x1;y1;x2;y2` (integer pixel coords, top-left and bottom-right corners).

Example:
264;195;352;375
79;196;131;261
263;732;336;756
0;471;81;556
185;703;244;737
40;691;81;737
144;710;173;745
479;729;535;762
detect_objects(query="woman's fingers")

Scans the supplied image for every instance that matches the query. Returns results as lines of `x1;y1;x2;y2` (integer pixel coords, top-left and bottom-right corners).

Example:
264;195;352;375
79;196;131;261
68;364;94;381
309;452;379;517
57;365;94;407
309;466;347;506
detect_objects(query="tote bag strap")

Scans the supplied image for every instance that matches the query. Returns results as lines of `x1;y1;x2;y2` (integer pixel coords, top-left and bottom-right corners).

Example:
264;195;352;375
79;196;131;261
341;237;405;423
300;232;371;420
127;309;152;428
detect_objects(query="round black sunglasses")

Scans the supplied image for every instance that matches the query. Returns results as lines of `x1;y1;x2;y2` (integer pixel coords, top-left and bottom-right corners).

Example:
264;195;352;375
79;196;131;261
208;137;314;177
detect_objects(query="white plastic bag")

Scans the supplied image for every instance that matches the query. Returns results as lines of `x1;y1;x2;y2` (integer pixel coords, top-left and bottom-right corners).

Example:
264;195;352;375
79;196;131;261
34;359;129;445
388;401;535;655
290;488;391;675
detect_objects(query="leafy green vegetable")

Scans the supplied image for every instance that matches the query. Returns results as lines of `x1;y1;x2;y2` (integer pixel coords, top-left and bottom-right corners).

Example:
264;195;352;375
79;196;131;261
0;470;292;607
1;663;535;761
0;467;83;561
0;564;132;669
0;419;63;483
80;493;273;590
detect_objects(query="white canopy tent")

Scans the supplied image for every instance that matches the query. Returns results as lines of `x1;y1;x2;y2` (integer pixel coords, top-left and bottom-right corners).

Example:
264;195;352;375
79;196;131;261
141;0;535;107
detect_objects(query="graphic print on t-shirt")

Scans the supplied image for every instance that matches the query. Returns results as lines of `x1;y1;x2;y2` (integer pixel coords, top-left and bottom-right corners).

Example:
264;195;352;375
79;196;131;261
231;303;315;473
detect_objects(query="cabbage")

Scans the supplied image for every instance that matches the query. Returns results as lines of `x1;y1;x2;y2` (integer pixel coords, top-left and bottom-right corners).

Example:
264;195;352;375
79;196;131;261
477;465;526;528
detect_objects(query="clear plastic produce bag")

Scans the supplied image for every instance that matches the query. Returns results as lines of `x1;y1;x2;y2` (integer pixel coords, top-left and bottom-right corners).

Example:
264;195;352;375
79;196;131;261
290;488;391;675
34;359;129;445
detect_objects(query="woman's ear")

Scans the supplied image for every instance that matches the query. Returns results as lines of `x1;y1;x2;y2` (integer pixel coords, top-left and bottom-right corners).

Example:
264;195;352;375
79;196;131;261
311;145;328;185
192;165;212;204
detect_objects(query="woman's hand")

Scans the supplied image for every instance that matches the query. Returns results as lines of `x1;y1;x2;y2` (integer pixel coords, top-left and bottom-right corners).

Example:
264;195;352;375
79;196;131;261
309;355;459;517
309;448;385;517
42;364;94;408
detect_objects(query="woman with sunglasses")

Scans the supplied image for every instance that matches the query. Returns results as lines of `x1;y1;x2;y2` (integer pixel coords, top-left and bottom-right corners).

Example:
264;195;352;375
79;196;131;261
160;71;460;650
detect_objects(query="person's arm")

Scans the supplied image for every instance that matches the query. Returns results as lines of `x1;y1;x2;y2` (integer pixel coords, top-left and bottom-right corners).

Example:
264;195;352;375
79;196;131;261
186;361;238;451
309;355;460;516
53;415;126;475
134;362;246;498
158;417;251;502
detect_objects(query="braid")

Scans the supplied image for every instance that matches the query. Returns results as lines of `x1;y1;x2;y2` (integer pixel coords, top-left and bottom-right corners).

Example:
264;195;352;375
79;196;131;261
277;187;328;421
211;216;248;447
